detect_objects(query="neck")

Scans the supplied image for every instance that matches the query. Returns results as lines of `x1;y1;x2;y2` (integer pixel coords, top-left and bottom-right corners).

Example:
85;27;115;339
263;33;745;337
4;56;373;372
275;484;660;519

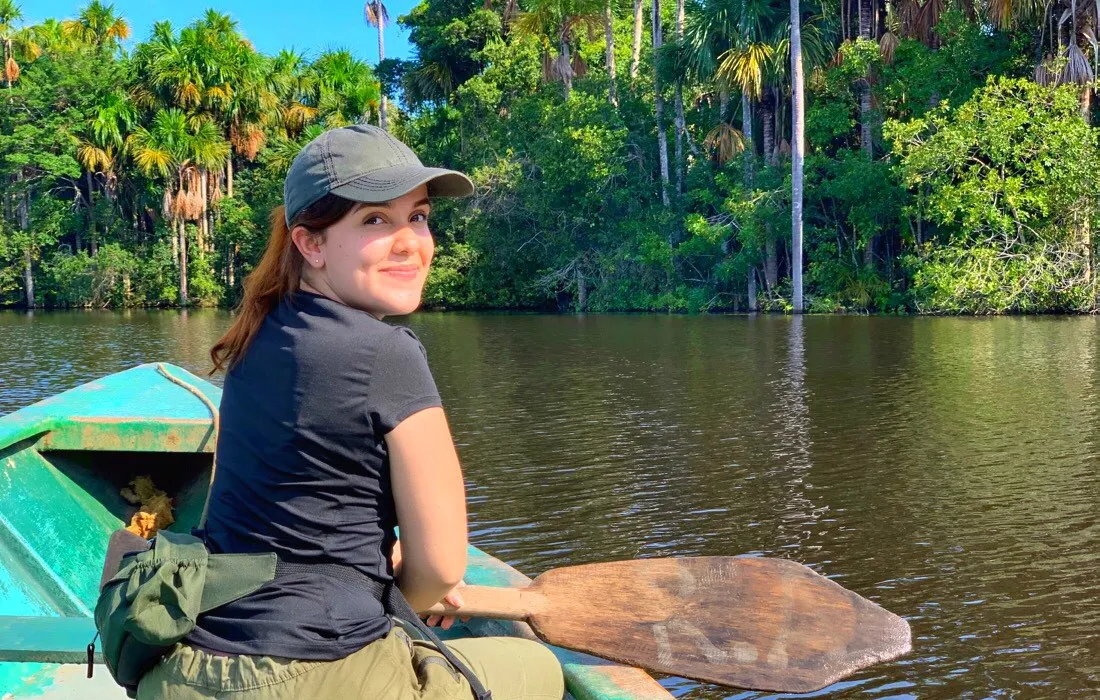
298;279;386;320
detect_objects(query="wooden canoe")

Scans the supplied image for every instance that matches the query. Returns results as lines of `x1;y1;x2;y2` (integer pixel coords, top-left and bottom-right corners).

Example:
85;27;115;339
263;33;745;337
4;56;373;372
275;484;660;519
0;363;672;700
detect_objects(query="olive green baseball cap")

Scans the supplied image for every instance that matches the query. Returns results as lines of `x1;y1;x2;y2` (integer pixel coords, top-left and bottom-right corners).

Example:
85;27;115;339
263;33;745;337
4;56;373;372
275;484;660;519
283;124;474;225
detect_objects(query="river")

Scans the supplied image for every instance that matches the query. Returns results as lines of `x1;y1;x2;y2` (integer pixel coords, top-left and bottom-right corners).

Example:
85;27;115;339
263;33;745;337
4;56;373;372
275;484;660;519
1;310;1097;698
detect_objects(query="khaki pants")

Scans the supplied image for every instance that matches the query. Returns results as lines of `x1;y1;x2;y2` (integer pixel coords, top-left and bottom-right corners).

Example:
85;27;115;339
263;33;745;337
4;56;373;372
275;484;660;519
137;627;564;700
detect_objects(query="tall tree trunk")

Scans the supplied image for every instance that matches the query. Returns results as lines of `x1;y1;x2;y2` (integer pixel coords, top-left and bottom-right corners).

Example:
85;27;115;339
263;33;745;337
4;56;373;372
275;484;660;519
206;170;216;254
86;170;98;257
674;0;685;194
761;93;776;165
560;38;574;94
653;0;670;207
171;219;179;268
747;268;758;311
226;157;234;198
791;0;805;313
2;40;10;89
198;169;209;257
178;218;188;306
19;191;32;308
378;15;388;130
719;88;729;122
742;93;754;180
631;0;644;81
606;0;618;105
858;0;873;158
576;264;587;312
765;237;778;290
228;244;237;289
761;92;777;289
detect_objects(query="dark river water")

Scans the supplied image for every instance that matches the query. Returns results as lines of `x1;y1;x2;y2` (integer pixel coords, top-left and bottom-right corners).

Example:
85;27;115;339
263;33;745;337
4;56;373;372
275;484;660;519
1;310;1097;698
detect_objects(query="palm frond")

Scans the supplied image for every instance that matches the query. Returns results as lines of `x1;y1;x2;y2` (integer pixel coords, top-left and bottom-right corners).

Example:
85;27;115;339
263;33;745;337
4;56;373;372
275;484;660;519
704;123;747;165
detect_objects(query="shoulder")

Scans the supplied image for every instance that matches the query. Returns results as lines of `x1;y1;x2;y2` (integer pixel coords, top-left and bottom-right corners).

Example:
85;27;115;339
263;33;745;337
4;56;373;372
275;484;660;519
380;325;429;362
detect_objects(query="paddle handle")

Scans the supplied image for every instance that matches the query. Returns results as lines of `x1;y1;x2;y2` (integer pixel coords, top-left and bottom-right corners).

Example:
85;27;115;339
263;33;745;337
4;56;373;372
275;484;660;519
419;585;546;621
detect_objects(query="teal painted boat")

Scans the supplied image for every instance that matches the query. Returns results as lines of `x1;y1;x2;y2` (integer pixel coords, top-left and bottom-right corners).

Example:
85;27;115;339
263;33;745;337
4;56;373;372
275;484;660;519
0;363;672;700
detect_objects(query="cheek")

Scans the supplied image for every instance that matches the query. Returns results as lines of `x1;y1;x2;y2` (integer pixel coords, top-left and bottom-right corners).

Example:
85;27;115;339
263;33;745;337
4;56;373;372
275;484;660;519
423;236;435;265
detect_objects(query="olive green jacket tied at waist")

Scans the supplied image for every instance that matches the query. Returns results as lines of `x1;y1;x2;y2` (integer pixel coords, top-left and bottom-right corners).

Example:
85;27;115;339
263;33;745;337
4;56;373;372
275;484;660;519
93;528;280;698
92;528;495;700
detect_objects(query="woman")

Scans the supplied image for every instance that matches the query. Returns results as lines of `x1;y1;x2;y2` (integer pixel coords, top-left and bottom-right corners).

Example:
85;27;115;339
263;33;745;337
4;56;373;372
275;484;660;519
137;125;565;700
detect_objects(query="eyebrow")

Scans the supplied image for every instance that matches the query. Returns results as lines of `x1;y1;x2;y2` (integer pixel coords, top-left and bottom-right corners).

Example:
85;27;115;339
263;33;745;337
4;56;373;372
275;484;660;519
357;198;431;210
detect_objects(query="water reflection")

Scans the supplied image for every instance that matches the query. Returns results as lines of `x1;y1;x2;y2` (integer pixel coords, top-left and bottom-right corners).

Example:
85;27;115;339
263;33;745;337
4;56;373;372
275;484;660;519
1;311;1098;698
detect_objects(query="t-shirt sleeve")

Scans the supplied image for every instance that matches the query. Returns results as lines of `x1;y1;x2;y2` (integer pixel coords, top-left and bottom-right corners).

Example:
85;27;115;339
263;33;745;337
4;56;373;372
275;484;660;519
366;327;443;435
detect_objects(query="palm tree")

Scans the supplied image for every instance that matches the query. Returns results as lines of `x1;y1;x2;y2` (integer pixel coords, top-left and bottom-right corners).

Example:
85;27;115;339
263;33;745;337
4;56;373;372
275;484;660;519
128;109;229;305
0;0;40;87
30;19;72;55
311;49;381;125
365;0;390;130
76;90;137;256
514;0;604;95
790;0;805;311
269;49;320;137
62;1;131;51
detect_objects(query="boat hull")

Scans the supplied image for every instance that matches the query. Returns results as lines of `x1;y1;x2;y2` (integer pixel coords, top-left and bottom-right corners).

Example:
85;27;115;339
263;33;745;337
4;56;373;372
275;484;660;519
0;364;671;700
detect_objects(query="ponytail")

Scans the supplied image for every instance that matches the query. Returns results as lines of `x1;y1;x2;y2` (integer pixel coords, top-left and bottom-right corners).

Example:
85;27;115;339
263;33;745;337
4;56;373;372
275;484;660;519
210;195;361;373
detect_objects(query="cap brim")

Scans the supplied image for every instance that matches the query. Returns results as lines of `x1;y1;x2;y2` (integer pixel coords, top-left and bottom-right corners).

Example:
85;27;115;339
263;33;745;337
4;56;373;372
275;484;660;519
329;164;475;204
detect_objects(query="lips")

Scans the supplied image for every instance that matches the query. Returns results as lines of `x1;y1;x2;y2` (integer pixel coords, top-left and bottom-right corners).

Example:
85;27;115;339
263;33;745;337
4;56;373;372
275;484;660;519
380;265;420;280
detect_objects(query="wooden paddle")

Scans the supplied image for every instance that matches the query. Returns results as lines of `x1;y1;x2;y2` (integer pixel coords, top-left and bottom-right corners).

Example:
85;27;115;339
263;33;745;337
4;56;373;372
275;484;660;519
423;556;911;693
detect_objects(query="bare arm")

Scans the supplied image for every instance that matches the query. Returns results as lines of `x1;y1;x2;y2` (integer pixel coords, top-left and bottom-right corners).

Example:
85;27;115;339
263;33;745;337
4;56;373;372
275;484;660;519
386;406;468;612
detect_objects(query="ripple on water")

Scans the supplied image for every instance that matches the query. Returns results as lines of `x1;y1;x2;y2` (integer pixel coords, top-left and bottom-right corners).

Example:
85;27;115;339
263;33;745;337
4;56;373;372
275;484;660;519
2;311;1099;698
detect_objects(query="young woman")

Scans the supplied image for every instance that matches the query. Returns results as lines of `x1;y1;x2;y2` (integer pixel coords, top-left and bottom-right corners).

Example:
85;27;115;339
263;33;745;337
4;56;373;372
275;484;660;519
137;125;565;700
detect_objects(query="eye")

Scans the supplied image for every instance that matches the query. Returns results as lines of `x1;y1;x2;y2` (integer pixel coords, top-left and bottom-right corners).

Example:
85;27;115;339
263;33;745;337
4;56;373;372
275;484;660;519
411;212;429;223
363;214;386;225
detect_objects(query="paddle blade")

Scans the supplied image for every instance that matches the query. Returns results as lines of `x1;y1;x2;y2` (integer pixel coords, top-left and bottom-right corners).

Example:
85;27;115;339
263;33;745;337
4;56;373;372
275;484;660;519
526;556;911;693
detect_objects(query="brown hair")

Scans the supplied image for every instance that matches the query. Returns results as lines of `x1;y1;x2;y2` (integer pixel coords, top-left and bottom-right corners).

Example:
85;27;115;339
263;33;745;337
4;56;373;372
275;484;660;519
210;194;361;372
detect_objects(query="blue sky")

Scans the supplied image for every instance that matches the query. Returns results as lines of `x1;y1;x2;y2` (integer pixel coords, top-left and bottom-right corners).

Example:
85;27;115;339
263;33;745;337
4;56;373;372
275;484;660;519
28;1;419;64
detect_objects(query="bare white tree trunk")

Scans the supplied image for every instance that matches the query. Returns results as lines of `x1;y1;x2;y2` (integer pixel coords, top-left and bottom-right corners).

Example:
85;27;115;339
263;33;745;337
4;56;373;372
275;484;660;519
791;0;805;312
674;0;685;195
747;268;758;311
742;93;754;178
86;170;98;257
606;0;618;105
226;157;234;198
653;0;669;207
178;218;188;306
199;169;209;256
631;0;644;80
19;192;33;308
559;36;574;95
378;13;388;130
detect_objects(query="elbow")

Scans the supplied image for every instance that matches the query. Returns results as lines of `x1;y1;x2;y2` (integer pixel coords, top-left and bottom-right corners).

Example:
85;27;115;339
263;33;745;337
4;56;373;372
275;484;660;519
432;551;467;589
402;548;467;593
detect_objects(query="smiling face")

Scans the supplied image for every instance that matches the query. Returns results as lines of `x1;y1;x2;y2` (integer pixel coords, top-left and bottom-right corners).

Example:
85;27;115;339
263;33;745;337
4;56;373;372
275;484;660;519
290;186;434;318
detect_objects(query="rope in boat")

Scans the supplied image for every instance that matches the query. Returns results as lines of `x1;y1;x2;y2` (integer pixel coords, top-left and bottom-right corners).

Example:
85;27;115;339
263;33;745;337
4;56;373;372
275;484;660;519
154;362;218;527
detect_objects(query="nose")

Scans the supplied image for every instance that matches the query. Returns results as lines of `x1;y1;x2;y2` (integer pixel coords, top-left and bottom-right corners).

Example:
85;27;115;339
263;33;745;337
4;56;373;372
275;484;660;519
391;225;421;257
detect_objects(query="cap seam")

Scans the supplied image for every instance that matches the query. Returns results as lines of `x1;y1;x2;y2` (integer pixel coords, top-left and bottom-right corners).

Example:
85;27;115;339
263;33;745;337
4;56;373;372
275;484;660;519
336;168;431;192
329;161;424;189
321;138;337;185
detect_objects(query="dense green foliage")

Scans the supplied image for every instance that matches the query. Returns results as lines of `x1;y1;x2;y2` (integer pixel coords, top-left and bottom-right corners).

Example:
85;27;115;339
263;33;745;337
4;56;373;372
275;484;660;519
2;0;1099;312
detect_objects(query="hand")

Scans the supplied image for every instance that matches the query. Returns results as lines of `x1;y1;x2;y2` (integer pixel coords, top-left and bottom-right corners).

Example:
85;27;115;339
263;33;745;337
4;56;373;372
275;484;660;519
423;581;471;630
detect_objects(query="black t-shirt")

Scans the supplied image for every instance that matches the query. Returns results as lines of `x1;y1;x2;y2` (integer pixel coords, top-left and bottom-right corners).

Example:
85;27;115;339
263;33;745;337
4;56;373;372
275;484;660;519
186;290;442;659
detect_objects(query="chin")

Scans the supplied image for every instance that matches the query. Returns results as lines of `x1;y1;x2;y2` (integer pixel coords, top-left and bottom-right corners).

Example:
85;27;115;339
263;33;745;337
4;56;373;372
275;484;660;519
382;295;423;317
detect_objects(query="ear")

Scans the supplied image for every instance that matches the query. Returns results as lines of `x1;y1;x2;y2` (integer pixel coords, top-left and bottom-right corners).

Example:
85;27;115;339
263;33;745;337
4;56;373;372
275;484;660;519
290;225;324;269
